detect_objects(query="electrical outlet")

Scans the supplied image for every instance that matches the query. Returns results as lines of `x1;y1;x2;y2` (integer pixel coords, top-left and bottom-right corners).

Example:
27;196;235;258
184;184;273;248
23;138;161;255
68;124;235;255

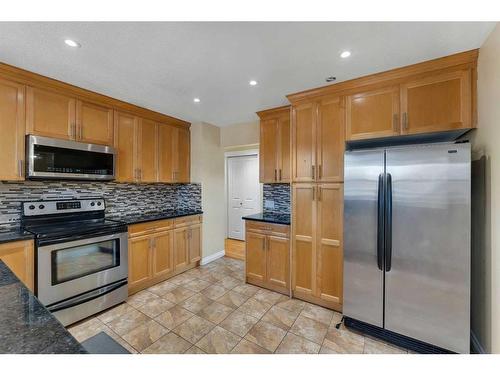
264;200;275;210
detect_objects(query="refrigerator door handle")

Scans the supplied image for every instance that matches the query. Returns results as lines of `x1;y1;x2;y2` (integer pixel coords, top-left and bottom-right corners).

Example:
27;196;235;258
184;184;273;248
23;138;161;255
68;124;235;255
385;173;393;272
377;173;385;271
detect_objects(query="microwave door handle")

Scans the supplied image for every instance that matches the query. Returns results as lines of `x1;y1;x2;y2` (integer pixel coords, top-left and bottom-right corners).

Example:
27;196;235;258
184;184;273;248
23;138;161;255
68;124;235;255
385;173;393;272
377;173;384;271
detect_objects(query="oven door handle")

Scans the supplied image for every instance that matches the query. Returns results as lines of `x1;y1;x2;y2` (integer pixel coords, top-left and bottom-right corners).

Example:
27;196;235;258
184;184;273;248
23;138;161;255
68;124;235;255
47;279;127;313
37;230;127;249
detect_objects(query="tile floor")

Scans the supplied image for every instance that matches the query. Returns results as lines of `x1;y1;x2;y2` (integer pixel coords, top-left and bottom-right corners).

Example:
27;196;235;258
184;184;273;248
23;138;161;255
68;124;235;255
68;256;409;354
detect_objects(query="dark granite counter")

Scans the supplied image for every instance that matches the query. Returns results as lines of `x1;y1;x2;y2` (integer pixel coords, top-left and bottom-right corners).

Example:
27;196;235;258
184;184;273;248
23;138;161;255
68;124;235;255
113;210;203;225
0;261;87;354
0;226;34;245
243;212;290;225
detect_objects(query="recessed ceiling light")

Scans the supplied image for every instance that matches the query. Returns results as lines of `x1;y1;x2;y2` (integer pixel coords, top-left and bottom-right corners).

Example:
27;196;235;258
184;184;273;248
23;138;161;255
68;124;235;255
193;98;200;103
340;51;351;58
249;80;258;86
64;39;81;48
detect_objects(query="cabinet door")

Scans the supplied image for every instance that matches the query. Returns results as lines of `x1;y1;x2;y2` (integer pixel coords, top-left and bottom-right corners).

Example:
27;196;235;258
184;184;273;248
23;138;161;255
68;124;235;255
76;100;114;145
138;118;158;182
267;235;289;290
26;87;76;140
316;183;343;306
260;118;278;183
317;96;344;182
0;240;34;291
278;113;291;182
114;111;138;182
128;236;152;291
158;123;175;183
292;183;316;296
401;69;472;134
188;224;202;263
346;86;400;140
245;231;266;282
152;231;174;279
292;102;316;182
174;227;189;270
0;78;25;181
176;127;191;183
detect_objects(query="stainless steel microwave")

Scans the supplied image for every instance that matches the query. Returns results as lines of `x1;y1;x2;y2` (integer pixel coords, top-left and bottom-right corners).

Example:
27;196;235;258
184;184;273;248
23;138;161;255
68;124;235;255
26;135;116;181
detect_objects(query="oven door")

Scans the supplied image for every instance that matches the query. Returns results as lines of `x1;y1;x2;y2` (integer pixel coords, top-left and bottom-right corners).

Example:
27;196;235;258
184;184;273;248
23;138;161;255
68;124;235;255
37;232;128;306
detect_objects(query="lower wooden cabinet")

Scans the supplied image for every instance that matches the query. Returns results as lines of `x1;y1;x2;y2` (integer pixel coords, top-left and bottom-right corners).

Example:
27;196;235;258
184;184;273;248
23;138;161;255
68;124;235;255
128;215;202;295
245;220;290;295
0;240;34;291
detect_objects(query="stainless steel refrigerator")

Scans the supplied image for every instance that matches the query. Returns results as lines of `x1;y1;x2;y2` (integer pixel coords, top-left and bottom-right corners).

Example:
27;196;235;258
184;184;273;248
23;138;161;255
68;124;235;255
343;142;471;353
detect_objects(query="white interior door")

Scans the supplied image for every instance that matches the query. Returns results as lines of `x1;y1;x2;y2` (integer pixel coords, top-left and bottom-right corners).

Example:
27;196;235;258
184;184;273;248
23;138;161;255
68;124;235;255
227;155;260;240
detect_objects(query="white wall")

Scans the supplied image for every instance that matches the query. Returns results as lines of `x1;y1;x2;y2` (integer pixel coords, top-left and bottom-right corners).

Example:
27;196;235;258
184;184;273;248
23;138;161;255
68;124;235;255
220;121;259;149
190;122;225;259
471;23;500;353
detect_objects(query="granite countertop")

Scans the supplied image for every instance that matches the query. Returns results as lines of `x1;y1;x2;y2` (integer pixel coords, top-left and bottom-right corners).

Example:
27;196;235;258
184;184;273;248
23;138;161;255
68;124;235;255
113;209;203;225
0;261;87;354
0;225;35;245
242;212;291;225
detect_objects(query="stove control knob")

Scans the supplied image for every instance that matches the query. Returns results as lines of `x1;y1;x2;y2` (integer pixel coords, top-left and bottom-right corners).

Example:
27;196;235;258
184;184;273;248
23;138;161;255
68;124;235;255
97;202;102;206
29;205;35;210
39;204;45;209
91;202;95;207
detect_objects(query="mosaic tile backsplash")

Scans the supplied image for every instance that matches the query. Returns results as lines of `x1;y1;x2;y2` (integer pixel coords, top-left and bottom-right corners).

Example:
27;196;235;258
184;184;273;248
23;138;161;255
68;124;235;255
263;183;290;214
0;181;201;227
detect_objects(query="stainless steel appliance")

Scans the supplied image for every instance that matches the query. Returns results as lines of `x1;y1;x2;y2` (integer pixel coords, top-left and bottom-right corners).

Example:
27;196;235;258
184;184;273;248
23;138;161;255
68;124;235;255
22;198;128;326
343;142;471;353
26;135;115;180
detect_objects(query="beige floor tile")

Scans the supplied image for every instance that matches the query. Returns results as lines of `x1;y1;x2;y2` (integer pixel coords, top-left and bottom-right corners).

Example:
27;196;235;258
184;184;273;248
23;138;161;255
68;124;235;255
172;315;215;344
127;290;158;308
289;315;328;345
232;284;260;298
106;309;151;336
245;321;287;352
199;274;223;284
219;310;259;337
217;290;249;309
300;303;335;326
253;289;286;305
201;284;228;300
154;305;194;330
184;278;212;292
163;286;196;304
197;301;235;324
237;298;272;319
122;320;169;352
68;318;108;342
178;293;213;314
185;345;206;354
275;298;305;315
216;275;243;290
137;298;175;318
363;336;407;354
322;327;364;354
319;345;338;354
147;280;178;296
102;326;138;354
142;332;192;354
169;273;197;286
329;312;344;327
195;326;241;354
275;332;320;354
95;303;136;324
231;339;270;354
261;306;300;331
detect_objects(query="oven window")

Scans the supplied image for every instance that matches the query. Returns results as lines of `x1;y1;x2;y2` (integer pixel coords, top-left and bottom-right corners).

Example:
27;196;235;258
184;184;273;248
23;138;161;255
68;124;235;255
51;239;120;285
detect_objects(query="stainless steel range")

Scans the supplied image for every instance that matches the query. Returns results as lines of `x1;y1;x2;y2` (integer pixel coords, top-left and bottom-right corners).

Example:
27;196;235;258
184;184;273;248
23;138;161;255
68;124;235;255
22;198;128;326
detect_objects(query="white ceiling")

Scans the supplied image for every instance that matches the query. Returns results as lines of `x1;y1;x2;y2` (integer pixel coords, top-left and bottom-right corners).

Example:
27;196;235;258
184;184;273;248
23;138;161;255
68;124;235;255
0;22;495;126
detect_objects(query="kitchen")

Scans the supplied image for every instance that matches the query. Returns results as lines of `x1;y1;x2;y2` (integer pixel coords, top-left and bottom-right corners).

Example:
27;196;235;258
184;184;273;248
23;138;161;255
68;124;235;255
0;12;499;366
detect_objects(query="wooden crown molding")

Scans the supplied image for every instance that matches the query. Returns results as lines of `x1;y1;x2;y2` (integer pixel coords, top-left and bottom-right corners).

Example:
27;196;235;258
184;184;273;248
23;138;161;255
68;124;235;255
256;105;291;119
0;61;191;129
286;49;479;104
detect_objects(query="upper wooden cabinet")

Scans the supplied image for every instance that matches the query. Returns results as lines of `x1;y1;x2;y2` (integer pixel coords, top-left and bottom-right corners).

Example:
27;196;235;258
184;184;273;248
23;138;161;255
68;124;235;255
401;69;472;135
257;106;291;183
76;100;114;145
138;118;159;183
346;86;400;140
0;77;25;180
292;98;344;183
114;110;138;182
159;124;191;183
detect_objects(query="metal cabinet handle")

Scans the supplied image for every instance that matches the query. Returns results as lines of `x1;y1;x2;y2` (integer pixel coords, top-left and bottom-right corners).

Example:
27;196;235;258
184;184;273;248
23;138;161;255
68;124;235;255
311;165;315;179
279;169;282;181
274;169;277;181
402;112;408;130
78;124;83;140
318;165;322;180
393;113;399;132
318;186;322;201
18;160;23;177
312;186;316;201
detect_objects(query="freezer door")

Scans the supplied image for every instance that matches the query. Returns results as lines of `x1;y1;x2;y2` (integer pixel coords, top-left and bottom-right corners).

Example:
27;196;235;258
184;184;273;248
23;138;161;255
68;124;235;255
385;143;471;353
343;149;385;327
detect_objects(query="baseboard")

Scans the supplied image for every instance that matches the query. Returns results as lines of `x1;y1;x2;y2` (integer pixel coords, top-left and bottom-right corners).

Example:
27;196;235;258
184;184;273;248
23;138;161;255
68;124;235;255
200;250;225;265
470;331;486;354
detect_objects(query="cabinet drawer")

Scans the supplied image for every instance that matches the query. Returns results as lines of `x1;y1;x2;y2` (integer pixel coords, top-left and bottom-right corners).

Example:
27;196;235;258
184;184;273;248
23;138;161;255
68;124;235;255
246;221;290;237
174;214;202;228
128;219;173;237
